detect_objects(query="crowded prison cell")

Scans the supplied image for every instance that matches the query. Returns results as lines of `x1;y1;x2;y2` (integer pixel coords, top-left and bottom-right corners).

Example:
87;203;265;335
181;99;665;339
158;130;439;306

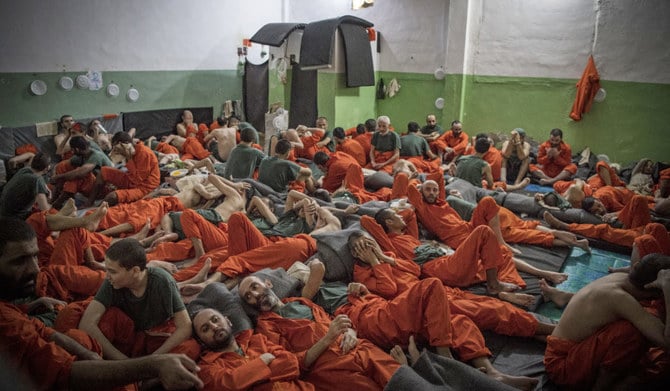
1;1;669;390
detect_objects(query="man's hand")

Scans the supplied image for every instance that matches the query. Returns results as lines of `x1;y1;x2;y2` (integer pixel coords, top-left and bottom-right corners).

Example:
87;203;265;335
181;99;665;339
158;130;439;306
155;354;204;390
347;283;370;297
340;328;358;354
325;315;352;345
27;297;66;313
645;269;670;290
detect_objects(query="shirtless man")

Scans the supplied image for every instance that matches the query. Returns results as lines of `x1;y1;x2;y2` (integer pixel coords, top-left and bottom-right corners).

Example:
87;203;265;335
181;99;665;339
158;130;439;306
203;120;237;162
176;110;197;138
545;253;670;389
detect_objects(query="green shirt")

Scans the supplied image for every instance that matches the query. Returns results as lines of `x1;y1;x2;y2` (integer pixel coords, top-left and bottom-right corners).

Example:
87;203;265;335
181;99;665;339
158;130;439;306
312;282;350;315
455;155;488;187
371;131;401;152
420;124;444;135
258;156;301;192
223;144;266;179
94;267;185;331
70;150;113;172
277;301;314;320
400;133;431;157
0;167;49;220
259;209;311;237
321;130;335;152
168;209;224;240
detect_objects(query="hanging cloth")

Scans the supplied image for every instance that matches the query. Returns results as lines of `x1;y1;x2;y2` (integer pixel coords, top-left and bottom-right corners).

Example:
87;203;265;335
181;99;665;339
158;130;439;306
569;55;600;121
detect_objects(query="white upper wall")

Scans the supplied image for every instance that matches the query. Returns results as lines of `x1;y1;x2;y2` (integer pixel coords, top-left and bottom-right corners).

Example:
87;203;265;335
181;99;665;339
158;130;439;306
472;0;670;83
0;0;282;72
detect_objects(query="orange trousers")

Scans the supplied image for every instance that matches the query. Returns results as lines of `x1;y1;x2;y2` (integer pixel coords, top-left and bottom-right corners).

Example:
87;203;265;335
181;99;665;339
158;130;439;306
545;320;647;387
181;137;211;160
96;196;184;233
36;265;105;301
499;207;554;247
180;209;229;251
50;228;111;266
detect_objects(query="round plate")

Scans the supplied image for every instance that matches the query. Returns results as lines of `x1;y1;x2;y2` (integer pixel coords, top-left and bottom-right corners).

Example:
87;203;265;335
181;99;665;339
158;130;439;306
30;80;47;96
75;74;90;89
170;169;188;178
434;97;445;109
107;83;120;97
58;76;74;91
434;67;445;80
272;115;287;130
594;88;606;103
126;87;140;102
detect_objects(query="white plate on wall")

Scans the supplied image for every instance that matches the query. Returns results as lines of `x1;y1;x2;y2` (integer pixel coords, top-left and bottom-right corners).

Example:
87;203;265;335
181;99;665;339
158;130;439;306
434;97;445;109
58;76;74;90
30;80;47;95
126;87;140;102
434;67;445;80
75;74;90;89
107;83;120;97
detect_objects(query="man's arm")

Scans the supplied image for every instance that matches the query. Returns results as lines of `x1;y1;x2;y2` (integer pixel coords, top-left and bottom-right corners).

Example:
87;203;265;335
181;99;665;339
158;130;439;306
482;164;495;189
35;193;52;212
151;309;192;355
302;314;352;368
52;163;96;181
78;300;129;360
49;331;101;361
70;354;203;391
614;290;669;349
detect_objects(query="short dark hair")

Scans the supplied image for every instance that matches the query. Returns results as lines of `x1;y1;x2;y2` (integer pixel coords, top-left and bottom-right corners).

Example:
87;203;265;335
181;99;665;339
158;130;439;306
356;124;366;135
0;218;36;257
364;119;376;132
275;139;292;155
629;253;670;290
30;152;50;171
374;208;394;232
543;192;559;207
332;127;345;139
451;120;462;127
474;137;490;153
240;127;257;143
112;131;132;145
216;116;228;127
312;188;332;203
550;128;563;138
581;197;596;213
407;122;420;133
69;135;89;151
313;151;330;166
475;133;488;140
105;238;147;270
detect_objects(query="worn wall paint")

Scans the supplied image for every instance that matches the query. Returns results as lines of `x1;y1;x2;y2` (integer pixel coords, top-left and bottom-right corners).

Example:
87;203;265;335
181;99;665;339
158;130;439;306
0;71;241;125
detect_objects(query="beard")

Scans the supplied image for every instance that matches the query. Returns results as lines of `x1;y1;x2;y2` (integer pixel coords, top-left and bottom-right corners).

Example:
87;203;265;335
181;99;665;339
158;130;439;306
257;290;279;312
0;274;36;301
208;328;234;350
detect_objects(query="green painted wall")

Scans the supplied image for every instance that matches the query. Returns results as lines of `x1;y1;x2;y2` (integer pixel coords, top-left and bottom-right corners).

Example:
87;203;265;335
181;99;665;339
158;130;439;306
318;73;377;129
461;75;670;165
0;70;241;127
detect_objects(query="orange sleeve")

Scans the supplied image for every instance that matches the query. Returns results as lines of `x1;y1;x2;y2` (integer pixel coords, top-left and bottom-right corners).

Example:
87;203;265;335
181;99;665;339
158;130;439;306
360;215;398;254
536;141;551;166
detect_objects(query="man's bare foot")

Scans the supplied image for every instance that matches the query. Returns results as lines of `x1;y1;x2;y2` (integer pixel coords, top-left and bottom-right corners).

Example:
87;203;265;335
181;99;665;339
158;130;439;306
179;283;205;304
84;202;108;232
498;292;536;308
487;281;520;295
134;218;152;241
487;368;539;391
148;232;179;251
539;279;573;308
147;260;178;274
575;238;591;253
514;177;531;187
190;258;212;284
389;345;408;365
506;244;522;255
543;211;568;230
543;271;568;285
407;335;422;364
58;198;77;216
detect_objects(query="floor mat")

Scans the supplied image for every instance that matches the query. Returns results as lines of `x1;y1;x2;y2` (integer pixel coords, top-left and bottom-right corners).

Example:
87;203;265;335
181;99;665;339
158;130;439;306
536;247;630;321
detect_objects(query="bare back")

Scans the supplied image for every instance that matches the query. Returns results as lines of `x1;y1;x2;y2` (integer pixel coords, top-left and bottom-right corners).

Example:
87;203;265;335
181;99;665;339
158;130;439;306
553;272;665;347
211;127;237;161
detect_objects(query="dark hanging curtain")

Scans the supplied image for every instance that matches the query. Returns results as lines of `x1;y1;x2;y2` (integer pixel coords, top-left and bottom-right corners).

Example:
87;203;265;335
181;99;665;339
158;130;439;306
289;67;318;128
243;60;269;133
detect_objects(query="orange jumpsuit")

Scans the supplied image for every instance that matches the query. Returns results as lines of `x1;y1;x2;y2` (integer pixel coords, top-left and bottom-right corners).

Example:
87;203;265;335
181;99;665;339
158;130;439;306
482;146;502;181
342;164;392;203
180;209;229;251
294;130;324;160
26;210;57;266
50;228;111;267
530;140;577;179
553;180;593;197
15;143;39;155
353;132;372;164
0;301;103;390
56;157;97;196
181;136;211;160
96;196;184;233
255;297;399;390
336;138;367;167
435;130;469;158
569;55;600;121
558;222;655;248
199;329;313;391
321;152;361;193
644;223;670;255
402;156;442;174
100;141;160;203
361;214;522;288
587;161;626;190
354;257;539;350
545;320;645;387
615;194;653;229
499;207;555;247
36;265;105;302
369;150;397;174
634;235;663;259
214;213;317;278
155;142;180;155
